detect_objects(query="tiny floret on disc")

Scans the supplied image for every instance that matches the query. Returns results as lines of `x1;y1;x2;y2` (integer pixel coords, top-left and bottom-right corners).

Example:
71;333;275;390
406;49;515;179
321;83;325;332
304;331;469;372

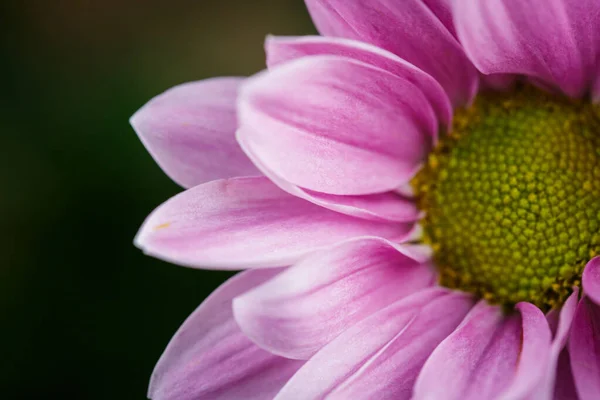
411;85;600;311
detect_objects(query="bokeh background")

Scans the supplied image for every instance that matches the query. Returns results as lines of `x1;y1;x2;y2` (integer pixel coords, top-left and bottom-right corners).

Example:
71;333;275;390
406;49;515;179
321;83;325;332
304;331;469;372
1;2;315;398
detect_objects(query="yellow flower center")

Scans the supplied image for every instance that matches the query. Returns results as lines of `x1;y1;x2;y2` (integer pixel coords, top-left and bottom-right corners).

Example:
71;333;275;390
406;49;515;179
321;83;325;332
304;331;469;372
411;85;600;311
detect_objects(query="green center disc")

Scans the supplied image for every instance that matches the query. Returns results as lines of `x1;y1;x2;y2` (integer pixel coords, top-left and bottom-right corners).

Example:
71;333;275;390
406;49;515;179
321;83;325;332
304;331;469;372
411;85;600;311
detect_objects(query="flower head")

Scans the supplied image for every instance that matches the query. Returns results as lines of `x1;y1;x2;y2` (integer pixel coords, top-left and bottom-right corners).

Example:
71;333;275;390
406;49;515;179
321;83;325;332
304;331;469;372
132;1;600;399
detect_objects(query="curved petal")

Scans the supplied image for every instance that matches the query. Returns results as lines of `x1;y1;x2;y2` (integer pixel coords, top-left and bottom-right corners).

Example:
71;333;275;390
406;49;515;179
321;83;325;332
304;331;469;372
414;301;552;400
530;289;579;400
569;296;600;400
233;237;436;360
583;256;600;305
135;176;415;269
274;288;473;400
294;187;420;222
237;130;422;223
453;0;600;98
130;78;260;188
304;0;478;106
148;269;304;400
265;35;452;131
551;290;579;351
238;56;435;195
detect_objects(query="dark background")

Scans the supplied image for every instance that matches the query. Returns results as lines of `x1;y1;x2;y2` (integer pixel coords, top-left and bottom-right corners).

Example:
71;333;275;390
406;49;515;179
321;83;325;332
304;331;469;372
1;2;314;399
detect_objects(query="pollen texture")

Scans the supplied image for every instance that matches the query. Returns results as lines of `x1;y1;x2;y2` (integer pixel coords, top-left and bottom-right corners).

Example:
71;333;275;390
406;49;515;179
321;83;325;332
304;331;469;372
411;85;600;311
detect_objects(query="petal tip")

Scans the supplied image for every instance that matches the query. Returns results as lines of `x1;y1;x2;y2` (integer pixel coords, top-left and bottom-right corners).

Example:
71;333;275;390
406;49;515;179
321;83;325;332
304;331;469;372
129;102;152;141
128;107;142;130
133;214;171;258
133;228;148;252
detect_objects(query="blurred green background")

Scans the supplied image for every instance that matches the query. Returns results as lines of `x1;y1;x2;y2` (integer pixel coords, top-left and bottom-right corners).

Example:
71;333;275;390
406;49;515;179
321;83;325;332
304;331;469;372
1;2;314;399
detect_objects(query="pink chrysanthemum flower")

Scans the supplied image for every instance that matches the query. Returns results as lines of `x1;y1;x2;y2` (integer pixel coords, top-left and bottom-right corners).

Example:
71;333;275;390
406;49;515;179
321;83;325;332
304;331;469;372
131;1;600;399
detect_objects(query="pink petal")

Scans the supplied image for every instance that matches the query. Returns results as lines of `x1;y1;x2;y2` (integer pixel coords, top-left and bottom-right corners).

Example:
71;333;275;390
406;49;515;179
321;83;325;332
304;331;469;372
238;56;435;195
303;0;478;106
273;288;473;400
453;1;600;98
148;269;304;400
265;35;452;131
135;176;415;269
414;301;552;400
233;237;436;359
296;188;421;222
554;349;578;400
237;130;422;223
130;78;260;188
583;256;600;305
569;296;600;400
422;0;456;37
552;290;579;352
530;289;579;400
